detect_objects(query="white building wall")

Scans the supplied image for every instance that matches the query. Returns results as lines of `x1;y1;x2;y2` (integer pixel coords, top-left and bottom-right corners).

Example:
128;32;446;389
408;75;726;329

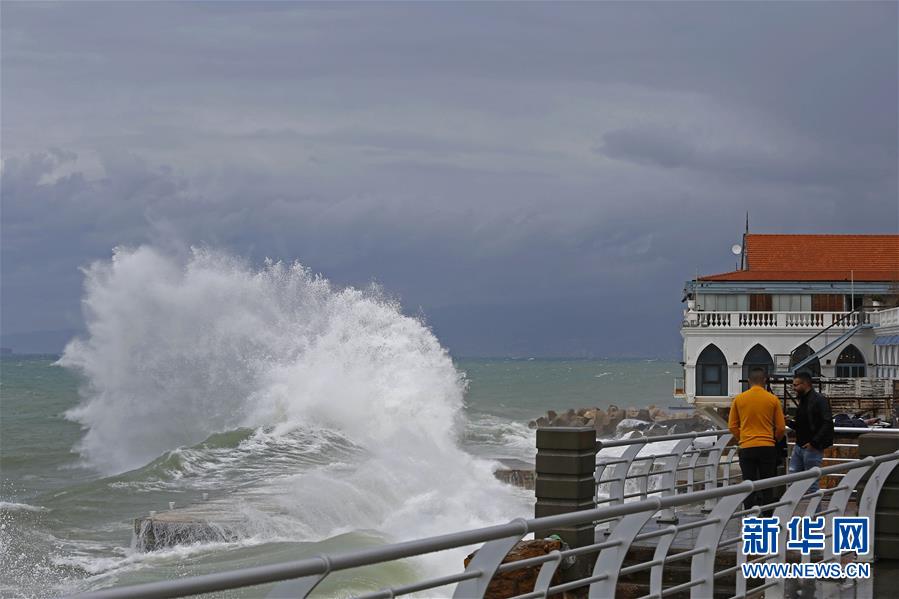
874;315;899;380
681;328;878;400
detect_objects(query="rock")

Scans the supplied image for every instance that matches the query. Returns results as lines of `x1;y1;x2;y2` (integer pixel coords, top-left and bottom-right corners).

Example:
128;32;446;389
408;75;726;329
547;410;558;421
464;539;562;599
536;416;549;428
527;420;538;429
636;408;652;422
493;469;536;490
615;418;652;436
644;423;669;437
577;408;588;417
134;513;238;552
655;415;713;433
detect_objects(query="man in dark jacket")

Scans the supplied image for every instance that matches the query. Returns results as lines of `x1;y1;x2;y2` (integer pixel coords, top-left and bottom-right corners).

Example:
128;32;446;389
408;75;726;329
787;371;834;494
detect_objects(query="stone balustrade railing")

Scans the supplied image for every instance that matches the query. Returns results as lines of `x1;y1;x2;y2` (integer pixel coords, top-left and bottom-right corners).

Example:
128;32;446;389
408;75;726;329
872;306;899;328
686;311;868;329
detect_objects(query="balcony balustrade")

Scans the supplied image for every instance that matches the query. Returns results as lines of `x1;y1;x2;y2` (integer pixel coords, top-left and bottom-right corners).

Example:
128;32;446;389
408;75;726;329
684;310;870;329
872;306;899;328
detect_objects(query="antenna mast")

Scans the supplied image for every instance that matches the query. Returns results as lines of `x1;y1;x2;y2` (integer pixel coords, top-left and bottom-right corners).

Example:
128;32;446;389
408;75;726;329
741;212;749;270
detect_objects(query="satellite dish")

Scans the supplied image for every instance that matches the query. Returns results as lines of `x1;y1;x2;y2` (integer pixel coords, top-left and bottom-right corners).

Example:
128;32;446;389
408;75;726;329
731;244;742;255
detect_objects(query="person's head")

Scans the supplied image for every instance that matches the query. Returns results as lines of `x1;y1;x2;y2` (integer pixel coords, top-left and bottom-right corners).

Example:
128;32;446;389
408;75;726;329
793;371;814;395
748;367;767;388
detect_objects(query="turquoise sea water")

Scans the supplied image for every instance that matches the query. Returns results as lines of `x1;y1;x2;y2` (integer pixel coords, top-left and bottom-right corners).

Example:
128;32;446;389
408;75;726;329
1;355;679;597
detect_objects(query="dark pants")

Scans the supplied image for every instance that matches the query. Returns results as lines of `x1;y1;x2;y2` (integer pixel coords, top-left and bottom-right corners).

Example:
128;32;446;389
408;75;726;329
738;446;778;513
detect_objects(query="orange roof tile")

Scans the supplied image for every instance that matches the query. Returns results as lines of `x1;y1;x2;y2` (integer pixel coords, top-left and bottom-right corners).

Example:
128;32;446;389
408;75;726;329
698;234;899;282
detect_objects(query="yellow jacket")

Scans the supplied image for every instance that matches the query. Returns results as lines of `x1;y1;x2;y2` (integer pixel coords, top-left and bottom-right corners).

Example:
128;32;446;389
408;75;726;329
728;386;786;448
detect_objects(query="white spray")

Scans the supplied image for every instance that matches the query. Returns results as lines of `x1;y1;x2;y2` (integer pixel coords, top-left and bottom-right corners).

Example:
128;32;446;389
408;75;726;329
60;246;529;548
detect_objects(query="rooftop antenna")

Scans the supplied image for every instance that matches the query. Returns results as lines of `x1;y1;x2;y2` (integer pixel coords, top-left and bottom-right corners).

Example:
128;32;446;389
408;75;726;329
741;212;749;270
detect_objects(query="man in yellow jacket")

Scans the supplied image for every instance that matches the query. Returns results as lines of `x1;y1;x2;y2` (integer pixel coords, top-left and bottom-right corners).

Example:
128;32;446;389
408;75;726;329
728;367;786;512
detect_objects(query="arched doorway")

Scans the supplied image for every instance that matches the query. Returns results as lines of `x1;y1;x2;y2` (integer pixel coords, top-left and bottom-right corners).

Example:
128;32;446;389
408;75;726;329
836;344;866;378
789;343;821;377
696;344;727;396
742;344;774;391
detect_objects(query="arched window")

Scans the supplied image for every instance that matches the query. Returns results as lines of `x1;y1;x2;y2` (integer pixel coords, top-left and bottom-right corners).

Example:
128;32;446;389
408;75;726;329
696;344;727;396
789;344;821;377
742;344;774;391
836;344;866;378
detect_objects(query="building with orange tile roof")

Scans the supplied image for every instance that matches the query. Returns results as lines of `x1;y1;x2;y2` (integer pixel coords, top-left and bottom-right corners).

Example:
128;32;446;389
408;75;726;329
676;233;899;416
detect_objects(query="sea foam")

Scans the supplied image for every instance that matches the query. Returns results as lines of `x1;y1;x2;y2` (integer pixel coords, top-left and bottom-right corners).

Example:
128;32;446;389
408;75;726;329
59;246;528;549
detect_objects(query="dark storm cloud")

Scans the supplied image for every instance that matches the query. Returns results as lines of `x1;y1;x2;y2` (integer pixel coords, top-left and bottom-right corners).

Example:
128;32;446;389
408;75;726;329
2;2;896;355
599;128;698;169
597;125;894;188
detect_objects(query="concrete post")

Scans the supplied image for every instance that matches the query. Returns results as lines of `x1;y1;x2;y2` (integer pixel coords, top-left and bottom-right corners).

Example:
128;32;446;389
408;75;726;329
534;427;598;582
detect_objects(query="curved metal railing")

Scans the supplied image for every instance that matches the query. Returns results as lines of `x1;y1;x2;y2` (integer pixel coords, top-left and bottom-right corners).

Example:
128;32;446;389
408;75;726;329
594;429;738;520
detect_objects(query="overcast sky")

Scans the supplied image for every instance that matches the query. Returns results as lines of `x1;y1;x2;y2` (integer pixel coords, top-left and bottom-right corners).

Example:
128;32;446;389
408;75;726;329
2;2;897;356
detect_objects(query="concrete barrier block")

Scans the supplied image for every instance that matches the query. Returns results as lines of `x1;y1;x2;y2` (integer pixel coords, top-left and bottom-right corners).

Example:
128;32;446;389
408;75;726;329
536;427;597;451
535;474;596;499
535;450;597;475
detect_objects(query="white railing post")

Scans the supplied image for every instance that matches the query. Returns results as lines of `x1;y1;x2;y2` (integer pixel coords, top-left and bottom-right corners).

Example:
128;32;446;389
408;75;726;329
686;443;704;494
453;523;528;599
762;475;823;599
589;498;663;599
649;524;679;596
702;434;734;512
655;438;695;523
608;444;644;508
690;482;753;599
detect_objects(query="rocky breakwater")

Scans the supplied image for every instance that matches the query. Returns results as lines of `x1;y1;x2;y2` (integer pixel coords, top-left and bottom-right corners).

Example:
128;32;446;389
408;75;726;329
492;406;715;491
528;405;714;437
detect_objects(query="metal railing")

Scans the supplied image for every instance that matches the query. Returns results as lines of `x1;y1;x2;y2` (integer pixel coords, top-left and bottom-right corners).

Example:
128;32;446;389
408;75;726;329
594;427;899;513
71;445;899;599
594;430;739;518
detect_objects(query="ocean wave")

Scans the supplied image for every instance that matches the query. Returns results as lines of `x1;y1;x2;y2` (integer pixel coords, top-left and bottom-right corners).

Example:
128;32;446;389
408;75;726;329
106;426;365;490
49;246;531;591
